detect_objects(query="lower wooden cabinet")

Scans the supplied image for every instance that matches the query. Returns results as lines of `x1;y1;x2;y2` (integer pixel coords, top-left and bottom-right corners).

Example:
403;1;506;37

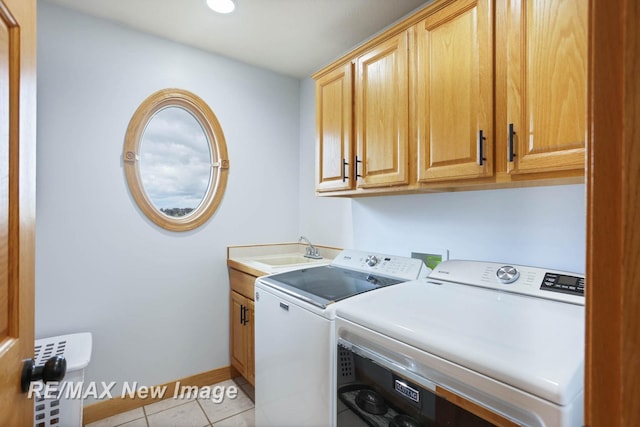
229;268;256;386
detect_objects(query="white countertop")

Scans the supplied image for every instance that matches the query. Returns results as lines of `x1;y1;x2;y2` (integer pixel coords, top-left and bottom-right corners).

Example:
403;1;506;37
227;242;341;275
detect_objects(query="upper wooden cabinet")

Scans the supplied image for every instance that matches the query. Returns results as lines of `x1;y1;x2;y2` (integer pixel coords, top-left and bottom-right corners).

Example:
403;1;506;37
415;0;493;183
315;62;354;192
312;0;587;196
503;0;588;175
355;31;410;188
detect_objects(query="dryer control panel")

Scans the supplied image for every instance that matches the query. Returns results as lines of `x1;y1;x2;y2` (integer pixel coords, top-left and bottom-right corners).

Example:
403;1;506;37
428;260;585;305
540;272;585;296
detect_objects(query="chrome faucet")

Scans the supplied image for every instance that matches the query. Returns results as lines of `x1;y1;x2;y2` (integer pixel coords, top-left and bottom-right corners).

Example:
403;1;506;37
299;236;322;259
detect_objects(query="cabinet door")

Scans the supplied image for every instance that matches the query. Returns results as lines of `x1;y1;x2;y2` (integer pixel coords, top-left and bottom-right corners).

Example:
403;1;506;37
355;31;410;188
315;63;353;192
506;0;587;174
416;0;493;182
230;291;249;378
245;299;255;386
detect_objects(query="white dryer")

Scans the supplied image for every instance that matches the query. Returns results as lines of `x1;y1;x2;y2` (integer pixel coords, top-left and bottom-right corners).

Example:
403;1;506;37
335;260;585;426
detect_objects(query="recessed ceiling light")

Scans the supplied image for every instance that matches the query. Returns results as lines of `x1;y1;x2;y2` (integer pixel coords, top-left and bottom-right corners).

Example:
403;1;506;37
206;0;236;14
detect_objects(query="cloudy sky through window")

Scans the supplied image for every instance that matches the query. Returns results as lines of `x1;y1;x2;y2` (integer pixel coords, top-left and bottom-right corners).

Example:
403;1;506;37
139;106;212;212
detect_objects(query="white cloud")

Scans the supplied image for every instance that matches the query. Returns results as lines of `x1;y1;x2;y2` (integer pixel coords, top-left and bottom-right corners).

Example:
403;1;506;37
139;106;212;211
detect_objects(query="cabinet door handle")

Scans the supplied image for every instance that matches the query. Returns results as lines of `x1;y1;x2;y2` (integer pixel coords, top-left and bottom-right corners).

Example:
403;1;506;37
355;156;363;178
242;306;249;325
508;123;516;162
240;304;245;325
342;158;349;182
478;130;486;166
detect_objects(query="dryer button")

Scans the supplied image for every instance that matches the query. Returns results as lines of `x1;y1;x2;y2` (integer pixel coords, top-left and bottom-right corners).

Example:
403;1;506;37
496;266;520;284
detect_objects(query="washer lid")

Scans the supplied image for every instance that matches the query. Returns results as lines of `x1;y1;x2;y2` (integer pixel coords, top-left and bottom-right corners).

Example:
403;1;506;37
335;280;584;406
260;265;405;308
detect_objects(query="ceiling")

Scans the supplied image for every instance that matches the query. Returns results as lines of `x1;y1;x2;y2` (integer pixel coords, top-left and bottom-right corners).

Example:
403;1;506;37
42;0;432;79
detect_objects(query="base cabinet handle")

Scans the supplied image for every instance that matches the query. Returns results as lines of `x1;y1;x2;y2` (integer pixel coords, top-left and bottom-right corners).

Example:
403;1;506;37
242;306;249;325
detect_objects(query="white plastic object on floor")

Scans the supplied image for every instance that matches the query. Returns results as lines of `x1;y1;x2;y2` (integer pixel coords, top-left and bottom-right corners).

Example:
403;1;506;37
33;332;92;427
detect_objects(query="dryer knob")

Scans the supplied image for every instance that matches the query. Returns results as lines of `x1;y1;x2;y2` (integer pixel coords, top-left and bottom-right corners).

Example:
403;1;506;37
496;265;520;284
366;255;379;267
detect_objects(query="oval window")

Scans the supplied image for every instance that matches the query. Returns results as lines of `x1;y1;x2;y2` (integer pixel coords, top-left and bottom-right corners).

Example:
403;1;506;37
123;89;229;231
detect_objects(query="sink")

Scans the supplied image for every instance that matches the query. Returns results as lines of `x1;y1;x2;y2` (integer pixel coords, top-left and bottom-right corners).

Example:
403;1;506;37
252;255;324;267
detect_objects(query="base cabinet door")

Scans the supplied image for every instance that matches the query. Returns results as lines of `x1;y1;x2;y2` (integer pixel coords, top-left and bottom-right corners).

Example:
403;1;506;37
505;0;587;175
245;299;255;385
416;0;494;183
230;290;255;386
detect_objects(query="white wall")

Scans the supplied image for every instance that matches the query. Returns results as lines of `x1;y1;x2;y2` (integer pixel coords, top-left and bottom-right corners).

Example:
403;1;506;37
36;1;301;397
297;77;586;273
350;186;586;273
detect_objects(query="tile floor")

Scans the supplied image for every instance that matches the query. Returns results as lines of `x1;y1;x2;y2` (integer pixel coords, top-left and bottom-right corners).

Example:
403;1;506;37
85;378;254;427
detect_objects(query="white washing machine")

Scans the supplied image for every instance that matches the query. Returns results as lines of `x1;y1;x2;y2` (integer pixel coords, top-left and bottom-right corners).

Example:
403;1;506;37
335;260;585;427
254;249;430;426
